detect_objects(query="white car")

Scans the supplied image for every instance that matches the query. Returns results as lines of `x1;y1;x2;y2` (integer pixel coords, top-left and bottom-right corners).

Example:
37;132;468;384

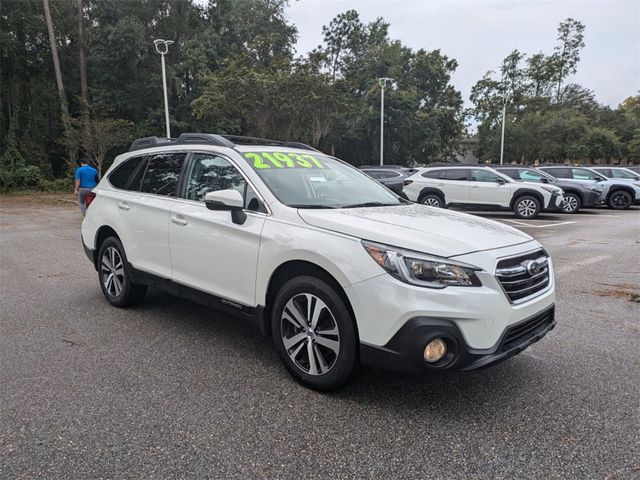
81;134;556;390
403;165;565;218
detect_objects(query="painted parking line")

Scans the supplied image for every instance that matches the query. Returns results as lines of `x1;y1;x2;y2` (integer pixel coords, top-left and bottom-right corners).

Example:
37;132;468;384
501;219;577;228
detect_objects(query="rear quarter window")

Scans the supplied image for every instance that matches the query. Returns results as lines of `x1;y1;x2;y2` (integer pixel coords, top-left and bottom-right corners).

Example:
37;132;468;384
421;170;443;179
108;156;146;190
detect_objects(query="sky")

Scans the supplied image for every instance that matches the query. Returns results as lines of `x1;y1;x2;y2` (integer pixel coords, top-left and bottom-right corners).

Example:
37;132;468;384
285;0;640;109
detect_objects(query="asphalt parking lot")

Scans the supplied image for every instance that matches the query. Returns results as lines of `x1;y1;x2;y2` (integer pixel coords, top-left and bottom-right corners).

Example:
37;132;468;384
1;197;639;479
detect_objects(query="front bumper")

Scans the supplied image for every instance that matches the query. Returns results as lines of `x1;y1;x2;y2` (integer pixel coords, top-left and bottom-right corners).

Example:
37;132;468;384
545;192;565;211
360;306;556;372
583;190;603;207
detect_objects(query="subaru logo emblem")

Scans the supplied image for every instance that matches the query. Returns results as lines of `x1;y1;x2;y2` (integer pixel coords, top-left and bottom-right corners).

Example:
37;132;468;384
525;260;542;276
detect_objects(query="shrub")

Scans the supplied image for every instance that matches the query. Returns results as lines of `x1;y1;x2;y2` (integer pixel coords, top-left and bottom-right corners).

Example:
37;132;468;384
0;165;71;192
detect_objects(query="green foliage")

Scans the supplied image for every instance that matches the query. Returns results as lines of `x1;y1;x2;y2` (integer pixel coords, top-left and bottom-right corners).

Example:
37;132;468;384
1;111;25;169
470;18;636;165
0;165;70;192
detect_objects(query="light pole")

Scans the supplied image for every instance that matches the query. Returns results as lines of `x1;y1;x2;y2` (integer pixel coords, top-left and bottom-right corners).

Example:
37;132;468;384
379;77;393;165
154;39;174;139
499;95;510;165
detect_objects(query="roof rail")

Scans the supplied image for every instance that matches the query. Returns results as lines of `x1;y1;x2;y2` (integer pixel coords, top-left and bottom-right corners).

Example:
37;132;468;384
222;135;319;152
128;136;174;151
128;133;318;152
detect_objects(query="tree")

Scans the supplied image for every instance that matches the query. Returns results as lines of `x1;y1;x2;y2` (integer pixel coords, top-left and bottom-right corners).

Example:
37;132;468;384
551;18;585;102
63;104;133;174
585;127;622;164
43;0;68;117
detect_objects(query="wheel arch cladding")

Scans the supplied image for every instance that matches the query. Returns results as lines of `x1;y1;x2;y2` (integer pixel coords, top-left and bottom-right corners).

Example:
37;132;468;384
94;225;120;269
263;260;358;339
607;186;634;200
418;187;445;203
510;188;544;209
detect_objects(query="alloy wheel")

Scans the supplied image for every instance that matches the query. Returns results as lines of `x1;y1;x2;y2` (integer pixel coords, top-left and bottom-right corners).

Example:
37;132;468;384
281;293;340;376
101;246;125;297
423;196;441;207
562;195;578;213
517;199;538;217
610;191;630;209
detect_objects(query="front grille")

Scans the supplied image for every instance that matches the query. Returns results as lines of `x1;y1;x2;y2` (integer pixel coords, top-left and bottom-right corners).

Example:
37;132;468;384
500;308;554;352
495;249;551;303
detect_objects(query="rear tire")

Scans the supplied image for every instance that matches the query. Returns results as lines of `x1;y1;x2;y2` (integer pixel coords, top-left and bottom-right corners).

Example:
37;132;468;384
607;190;632;210
513;195;541;219
561;192;582;214
97;236;147;307
421;193;444;208
271;276;359;391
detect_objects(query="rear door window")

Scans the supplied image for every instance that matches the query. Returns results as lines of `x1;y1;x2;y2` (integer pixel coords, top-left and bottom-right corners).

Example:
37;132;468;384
542;168;570;179
108;156;146;190
610;169;636;179
444;169;469;181
471;169;499;182
139;153;186;196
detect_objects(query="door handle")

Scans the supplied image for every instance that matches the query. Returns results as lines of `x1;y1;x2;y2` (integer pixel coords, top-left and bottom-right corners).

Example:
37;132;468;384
436;183;446;186
171;215;188;226
471;185;479;188
118;202;130;211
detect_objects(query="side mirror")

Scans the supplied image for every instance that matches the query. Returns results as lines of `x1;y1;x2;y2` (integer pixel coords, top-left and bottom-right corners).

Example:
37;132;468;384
540;177;549;184
496;177;506;184
204;189;247;225
595;177;605;182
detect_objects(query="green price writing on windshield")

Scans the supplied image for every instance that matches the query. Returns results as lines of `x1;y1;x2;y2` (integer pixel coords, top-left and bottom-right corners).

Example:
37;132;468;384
244;152;325;170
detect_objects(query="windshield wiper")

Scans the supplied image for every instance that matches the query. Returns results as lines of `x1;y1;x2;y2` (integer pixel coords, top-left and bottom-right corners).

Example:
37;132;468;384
340;202;402;209
289;204;338;209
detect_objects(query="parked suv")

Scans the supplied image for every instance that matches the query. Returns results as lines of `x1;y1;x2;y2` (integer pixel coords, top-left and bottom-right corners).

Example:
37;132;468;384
537;166;640;210
82;134;556;390
495;166;603;214
403;165;564;218
589;166;640;182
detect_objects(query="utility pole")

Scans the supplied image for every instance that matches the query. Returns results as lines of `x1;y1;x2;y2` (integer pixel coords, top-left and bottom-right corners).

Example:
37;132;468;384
499;95;509;165
379;77;393;165
154;39;174;139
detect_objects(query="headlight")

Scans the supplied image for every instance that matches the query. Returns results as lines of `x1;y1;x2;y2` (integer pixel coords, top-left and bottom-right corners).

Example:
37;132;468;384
541;186;560;194
585;184;604;192
362;240;482;288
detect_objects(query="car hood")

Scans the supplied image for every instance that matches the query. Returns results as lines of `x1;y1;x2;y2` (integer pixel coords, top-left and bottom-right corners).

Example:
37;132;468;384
516;181;562;193
298;204;533;258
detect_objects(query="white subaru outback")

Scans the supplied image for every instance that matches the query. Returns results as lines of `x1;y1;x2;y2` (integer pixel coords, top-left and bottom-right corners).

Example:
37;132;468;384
81;134;556;390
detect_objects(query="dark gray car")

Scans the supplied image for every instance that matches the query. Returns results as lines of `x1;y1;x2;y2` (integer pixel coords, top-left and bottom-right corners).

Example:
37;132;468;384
495;166;603;213
359;166;412;196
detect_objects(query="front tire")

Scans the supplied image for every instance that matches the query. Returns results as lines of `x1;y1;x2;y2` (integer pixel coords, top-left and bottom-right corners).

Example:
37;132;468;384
607;190;632;210
271;276;359;391
513;195;541;219
97;236;147;307
562;192;582;214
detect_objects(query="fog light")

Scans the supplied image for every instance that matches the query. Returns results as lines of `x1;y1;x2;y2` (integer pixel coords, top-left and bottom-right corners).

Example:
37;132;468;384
424;338;447;363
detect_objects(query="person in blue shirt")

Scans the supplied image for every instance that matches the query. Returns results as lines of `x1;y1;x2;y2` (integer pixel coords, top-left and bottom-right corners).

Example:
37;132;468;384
74;158;99;215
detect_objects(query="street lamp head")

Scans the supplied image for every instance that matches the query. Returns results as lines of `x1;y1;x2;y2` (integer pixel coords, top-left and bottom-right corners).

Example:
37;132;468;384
378;77;394;88
153;38;173;55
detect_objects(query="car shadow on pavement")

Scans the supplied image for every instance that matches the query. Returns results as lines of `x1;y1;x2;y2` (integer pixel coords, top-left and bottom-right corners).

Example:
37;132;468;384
133;288;551;418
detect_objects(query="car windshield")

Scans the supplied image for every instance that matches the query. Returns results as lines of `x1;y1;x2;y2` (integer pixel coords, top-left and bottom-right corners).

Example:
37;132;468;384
240;150;404;208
